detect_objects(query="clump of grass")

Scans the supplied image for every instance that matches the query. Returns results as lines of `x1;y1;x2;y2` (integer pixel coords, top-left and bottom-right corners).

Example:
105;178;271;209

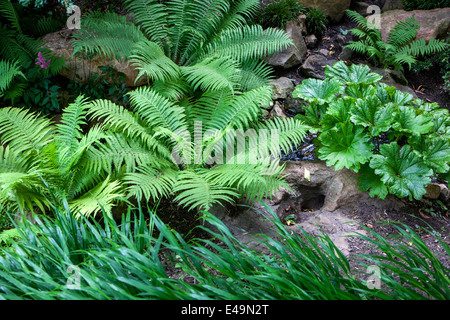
0;200;448;299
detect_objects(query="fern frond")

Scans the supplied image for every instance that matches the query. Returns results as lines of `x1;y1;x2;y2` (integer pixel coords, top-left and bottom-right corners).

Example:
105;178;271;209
85;132;172;175
0;228;21;245
181;56;241;93
258;116;309;156
387;16;419;48
72;12;147;61
201;24;293;63
123;0;168;44
87;99;154;146
213;0;260;33
173;169;239;211
130;39;181;83
124;164;178;202
151;77;191;100
0;60;25;95
35;16;62;37
176;0;231;65
70;177;124;218
345;9;371;32
208;85;272;130
0;107;55;153
127;86;187;133
239;59;273;91
55;95;90;156
0;145;31;174
188;89;234;129
0;0;21;33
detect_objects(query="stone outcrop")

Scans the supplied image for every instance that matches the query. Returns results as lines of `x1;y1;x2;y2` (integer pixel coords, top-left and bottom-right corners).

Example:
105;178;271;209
300;54;339;79
209;160;404;255
266;15;308;69
41;29;146;87
379;8;450;42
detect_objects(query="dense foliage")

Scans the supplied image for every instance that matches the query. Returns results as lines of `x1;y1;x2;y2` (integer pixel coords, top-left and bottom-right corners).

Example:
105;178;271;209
400;0;450;10
293;61;450;200
0;203;448;299
0;0;66;111
345;10;448;71
253;0;328;37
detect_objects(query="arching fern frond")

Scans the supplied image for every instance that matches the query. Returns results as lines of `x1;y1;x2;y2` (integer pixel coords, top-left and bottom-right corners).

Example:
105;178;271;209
201;24;293;63
123;0;168;44
208;85;272;130
0;107;55;153
180;56;241;94
0;0;21;33
124;164;178;202
0;60;25;95
127;86;187;133
173;169;239;211
130;39;181;83
70;177;124;218
72;12;147;61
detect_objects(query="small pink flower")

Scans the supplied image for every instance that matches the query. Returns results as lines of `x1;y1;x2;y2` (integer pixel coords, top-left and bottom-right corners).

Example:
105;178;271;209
35;52;51;69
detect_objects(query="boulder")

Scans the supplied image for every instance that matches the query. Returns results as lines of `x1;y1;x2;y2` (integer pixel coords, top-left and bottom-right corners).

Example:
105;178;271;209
300;54;339;79
41;29;146;87
379;8;450;42
268;101;288;119
424;183;442;200
266;16;308;69
208;160;404;255
300;0;352;23
305;34;318;48
270;77;294;100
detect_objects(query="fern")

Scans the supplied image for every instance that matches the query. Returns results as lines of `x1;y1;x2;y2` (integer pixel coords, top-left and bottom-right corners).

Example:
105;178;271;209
345;10;449;71
72;0;292;92
0;60;26;95
0;97;125;217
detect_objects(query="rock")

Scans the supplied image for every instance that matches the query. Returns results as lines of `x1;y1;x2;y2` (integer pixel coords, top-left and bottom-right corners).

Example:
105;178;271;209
270;77;294;100
382;0;404;11
305;34;318;48
208;160;404;255
266;17;308;69
370;67;417;98
300;0;352;23
336;33;347;46
300;54;339;79
424;183;442;200
380;8;450;42
319;48;329;56
352;1;371;17
41;29;146;87
339;46;353;61
284;94;307;115
268;101;288;119
438;184;449;203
